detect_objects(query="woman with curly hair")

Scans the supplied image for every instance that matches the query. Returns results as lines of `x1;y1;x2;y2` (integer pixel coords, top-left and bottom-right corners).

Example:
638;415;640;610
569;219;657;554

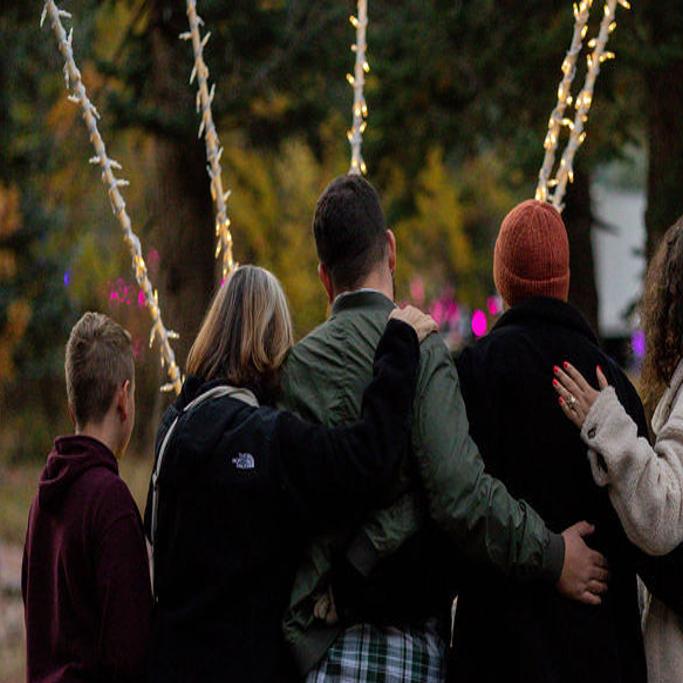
553;216;683;682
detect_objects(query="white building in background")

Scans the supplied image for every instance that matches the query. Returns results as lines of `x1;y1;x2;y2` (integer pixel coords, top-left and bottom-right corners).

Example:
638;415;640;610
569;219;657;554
591;183;646;341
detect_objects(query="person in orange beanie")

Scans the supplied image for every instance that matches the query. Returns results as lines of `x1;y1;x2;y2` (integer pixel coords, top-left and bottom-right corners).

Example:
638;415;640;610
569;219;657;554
493;199;570;307
448;199;678;683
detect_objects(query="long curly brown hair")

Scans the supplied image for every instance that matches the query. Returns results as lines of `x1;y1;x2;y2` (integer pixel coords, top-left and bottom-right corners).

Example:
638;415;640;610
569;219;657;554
641;216;683;412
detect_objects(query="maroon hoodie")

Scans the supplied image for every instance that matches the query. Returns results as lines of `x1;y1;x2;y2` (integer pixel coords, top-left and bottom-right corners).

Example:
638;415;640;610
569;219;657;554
22;435;152;683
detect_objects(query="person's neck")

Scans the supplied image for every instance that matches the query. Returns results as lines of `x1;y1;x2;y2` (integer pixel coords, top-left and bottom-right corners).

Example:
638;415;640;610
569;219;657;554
334;271;394;302
76;419;121;459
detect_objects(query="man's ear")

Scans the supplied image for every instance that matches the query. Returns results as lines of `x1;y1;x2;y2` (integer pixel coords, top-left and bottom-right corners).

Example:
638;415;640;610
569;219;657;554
318;263;335;305
116;380;132;423
386;229;397;275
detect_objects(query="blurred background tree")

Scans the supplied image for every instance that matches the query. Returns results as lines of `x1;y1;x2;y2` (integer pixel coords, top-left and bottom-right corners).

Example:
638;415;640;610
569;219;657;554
2;0;683;462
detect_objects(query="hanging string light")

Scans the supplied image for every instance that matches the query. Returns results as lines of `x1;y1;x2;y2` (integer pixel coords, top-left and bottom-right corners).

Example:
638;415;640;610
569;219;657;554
536;0;594;202
347;0;369;176
180;0;236;281
41;0;183;394
538;0;630;212
550;0;629;211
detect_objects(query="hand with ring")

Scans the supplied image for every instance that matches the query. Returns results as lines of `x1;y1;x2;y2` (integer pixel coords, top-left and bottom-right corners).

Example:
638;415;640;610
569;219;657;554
552;362;609;429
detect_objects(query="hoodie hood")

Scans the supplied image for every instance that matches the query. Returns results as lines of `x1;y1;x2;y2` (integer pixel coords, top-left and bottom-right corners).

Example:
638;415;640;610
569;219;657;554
39;435;118;510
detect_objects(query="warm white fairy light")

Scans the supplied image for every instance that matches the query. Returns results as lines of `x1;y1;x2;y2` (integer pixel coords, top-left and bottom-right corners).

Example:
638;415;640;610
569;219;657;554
536;0;594;202
540;0;630;212
41;0;183;394
180;0;236;281
347;0;369;176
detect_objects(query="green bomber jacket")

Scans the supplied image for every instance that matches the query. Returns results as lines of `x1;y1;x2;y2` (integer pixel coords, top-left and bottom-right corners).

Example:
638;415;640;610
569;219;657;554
279;290;564;674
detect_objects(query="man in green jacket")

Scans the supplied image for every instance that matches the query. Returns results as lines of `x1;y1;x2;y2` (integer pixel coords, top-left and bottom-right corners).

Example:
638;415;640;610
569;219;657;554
280;175;608;681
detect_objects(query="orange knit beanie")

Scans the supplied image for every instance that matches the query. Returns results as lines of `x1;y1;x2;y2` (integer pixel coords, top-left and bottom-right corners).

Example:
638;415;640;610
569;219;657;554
493;199;570;307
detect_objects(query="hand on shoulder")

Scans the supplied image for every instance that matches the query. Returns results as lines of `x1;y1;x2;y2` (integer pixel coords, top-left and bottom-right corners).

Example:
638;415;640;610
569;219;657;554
389;305;438;343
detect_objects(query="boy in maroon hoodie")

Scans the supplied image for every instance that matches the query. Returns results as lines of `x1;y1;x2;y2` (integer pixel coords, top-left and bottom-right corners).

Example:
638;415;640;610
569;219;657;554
22;312;152;683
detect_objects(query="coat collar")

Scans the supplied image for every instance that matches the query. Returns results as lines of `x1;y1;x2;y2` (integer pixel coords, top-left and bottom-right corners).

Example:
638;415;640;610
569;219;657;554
493;296;599;345
331;289;396;317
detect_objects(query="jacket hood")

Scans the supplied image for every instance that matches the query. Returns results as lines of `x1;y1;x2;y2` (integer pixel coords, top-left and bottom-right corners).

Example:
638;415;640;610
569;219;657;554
39;435;118;509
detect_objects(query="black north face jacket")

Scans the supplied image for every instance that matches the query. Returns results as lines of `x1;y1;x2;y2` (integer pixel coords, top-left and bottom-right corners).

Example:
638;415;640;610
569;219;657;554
143;319;419;683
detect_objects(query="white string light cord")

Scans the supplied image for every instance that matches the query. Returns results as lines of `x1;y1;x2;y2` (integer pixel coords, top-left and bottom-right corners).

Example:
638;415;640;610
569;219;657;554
180;0;236;281
548;0;631;211
536;0;594;202
347;0;369;175
41;0;183;395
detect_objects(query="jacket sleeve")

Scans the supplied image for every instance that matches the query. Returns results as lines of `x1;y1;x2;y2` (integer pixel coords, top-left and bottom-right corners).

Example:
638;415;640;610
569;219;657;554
272;319;419;528
582;386;683;555
341;339;563;583
411;339;564;582
94;509;152;683
603;376;683;615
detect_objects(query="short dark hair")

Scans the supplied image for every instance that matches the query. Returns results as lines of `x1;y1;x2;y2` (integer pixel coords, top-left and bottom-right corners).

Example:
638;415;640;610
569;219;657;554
313;175;387;291
65;312;134;428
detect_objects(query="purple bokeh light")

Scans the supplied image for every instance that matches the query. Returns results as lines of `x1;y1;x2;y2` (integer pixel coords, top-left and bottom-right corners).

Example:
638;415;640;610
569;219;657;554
631;329;646;360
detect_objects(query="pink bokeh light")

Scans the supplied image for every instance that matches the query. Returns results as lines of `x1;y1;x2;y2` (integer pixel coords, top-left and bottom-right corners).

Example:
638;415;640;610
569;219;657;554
471;309;488;337
410;276;426;306
430;298;459;327
487;296;502;316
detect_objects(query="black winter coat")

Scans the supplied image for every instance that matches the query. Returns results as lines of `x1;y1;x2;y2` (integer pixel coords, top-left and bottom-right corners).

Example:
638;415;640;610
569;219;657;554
143;319;419;683
451;297;655;683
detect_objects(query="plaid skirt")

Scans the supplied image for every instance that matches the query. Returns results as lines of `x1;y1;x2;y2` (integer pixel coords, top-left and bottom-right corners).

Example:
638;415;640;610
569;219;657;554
305;619;446;683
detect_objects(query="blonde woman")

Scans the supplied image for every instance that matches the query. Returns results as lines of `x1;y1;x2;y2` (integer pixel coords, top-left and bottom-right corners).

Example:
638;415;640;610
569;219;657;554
554;218;683;683
144;265;435;683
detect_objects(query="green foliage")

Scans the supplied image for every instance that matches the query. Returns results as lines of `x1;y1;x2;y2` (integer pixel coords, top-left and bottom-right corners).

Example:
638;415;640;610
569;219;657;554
3;0;683;461
226;129;347;335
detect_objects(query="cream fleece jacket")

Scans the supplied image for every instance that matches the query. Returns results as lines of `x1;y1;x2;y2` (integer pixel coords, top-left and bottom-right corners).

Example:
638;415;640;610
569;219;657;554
581;362;683;556
581;358;683;683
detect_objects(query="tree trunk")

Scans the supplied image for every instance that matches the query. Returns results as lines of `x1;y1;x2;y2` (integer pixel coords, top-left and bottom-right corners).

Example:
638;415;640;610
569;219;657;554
643;1;683;257
148;1;216;367
563;169;600;336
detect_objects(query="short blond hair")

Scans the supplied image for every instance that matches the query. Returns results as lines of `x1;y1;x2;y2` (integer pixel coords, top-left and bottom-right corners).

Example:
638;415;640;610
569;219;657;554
186;266;294;394
65;312;134;428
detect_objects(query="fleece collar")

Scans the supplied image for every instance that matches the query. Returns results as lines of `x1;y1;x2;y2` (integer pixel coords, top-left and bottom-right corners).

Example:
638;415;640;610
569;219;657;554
652;358;683;435
494;296;598;346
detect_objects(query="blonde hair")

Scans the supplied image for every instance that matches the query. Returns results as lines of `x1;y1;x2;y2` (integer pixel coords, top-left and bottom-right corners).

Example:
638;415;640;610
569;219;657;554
65;312;134;428
186;266;294;395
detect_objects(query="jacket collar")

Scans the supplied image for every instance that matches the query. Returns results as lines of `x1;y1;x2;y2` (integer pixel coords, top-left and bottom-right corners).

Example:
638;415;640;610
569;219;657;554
178;376;261;409
331;289;395;317
494;296;598;345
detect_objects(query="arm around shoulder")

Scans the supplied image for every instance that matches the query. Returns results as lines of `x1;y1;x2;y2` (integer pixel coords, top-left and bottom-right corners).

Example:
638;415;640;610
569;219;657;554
412;339;563;582
273;318;420;528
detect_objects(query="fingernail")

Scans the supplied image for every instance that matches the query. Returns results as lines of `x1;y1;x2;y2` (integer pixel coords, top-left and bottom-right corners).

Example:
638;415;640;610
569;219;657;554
558;397;564;406
597;365;603;373
553;366;560;374
563;361;569;369
553;379;559;387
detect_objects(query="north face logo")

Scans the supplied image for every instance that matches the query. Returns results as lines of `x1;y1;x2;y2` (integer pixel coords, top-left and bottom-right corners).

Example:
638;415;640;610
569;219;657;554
232;453;255;470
